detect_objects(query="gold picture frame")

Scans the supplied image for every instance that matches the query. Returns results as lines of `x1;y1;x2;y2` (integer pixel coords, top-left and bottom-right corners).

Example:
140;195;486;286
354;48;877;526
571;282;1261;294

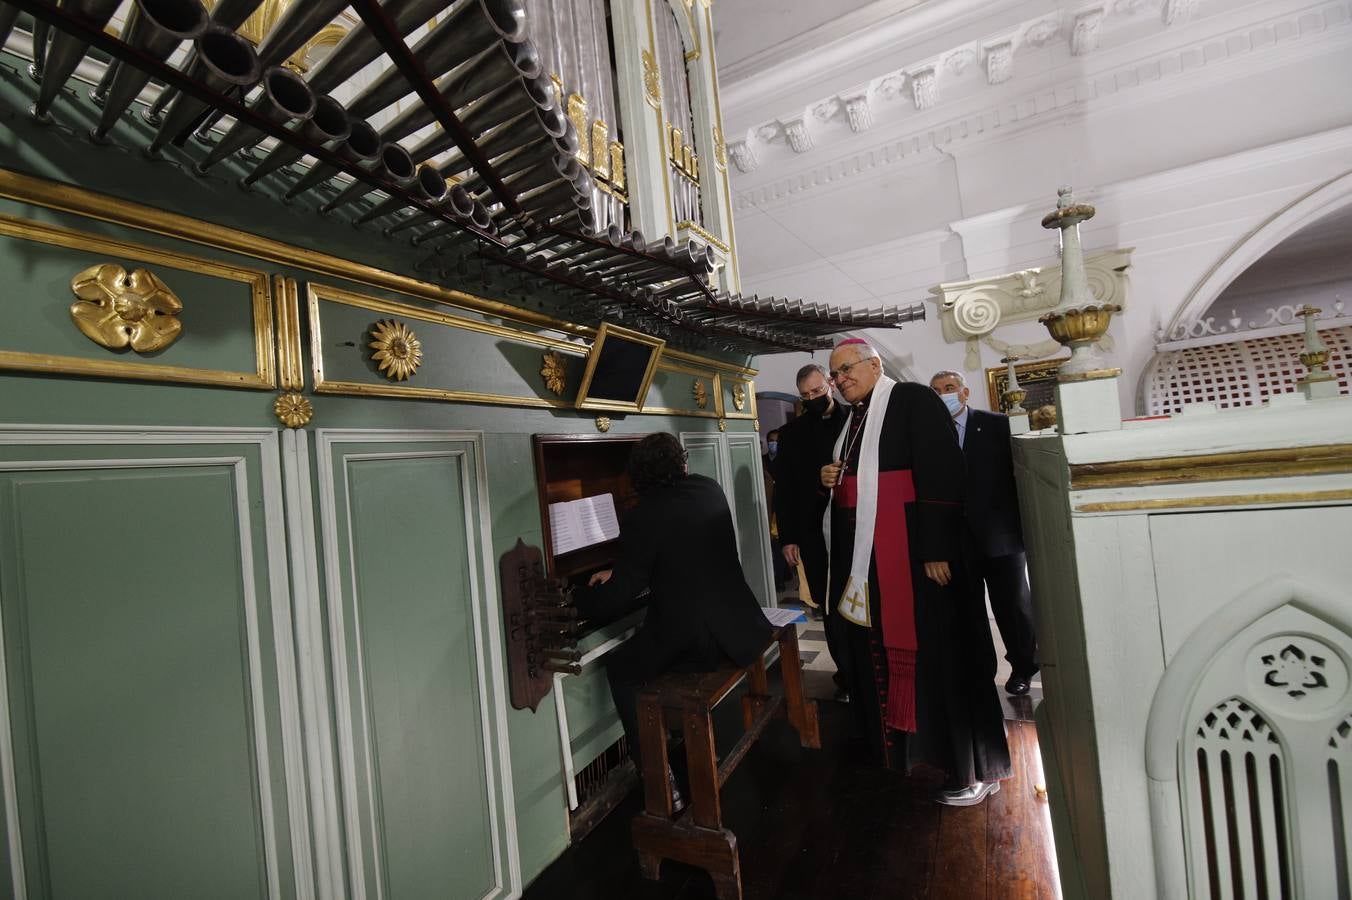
985;357;1068;413
574;322;665;413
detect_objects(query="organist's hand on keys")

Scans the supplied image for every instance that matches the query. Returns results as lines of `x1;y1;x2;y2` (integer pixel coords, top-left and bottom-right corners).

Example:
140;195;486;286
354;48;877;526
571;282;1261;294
821;459;843;488
588;568;613;587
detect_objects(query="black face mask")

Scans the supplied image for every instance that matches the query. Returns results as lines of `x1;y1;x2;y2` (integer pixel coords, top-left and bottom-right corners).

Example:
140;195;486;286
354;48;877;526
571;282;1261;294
803;395;831;416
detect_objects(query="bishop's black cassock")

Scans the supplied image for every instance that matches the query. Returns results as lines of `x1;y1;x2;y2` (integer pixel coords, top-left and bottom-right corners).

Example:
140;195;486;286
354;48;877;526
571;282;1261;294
827;380;1011;786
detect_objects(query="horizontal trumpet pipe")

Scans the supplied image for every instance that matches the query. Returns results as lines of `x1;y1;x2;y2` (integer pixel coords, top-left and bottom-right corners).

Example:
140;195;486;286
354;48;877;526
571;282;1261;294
90;0;209;140
241;93;350;185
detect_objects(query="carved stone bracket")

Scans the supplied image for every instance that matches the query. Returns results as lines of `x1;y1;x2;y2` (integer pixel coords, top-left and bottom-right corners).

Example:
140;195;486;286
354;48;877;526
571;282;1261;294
910;67;938;110
1071;9;1106;56
844;95;873;133
729;140;759;174
927;247;1134;346
985;41;1013;85
784;118;813;153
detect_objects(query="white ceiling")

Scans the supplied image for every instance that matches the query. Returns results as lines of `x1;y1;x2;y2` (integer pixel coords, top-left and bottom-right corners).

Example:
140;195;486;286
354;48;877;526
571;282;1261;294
710;0;900;71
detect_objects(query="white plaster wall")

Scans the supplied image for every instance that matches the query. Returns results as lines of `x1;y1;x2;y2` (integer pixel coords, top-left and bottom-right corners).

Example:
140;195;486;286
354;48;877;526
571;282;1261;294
726;0;1352;414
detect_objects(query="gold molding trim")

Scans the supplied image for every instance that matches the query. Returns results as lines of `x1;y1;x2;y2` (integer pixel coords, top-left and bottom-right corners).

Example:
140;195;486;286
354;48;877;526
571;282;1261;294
368;319;423;381
1057;367;1122;384
70;263;184;353
274;391;313;428
0;170;756;378
273;275;304;391
0;212;274;389
541;350;567;395
677;220;730;254
1069;444;1352;490
1074;488;1352;513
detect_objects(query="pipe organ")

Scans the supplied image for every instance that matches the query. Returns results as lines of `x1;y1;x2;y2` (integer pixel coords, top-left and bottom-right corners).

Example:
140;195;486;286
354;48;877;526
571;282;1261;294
0;2;929;896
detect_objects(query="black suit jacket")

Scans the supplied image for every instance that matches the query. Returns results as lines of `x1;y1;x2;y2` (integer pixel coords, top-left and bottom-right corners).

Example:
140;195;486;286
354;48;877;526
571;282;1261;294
576;473;772;667
960;408;1025;558
772;404;848;548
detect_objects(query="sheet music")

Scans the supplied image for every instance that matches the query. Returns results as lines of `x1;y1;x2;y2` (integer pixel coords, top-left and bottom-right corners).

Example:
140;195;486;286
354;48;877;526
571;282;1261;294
548;493;621;556
764;606;807;627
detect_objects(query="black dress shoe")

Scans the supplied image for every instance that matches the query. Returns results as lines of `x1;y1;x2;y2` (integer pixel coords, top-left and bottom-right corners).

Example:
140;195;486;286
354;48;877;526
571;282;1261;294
1005;674;1031;695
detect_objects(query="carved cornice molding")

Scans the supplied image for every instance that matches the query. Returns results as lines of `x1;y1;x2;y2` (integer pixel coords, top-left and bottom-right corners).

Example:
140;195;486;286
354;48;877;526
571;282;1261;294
731;1;1352;212
926;248;1134;344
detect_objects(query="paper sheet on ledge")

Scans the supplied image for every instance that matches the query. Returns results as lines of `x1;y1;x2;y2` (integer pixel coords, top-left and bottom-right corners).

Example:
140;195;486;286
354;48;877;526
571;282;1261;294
764;606;808;627
548;493;620;556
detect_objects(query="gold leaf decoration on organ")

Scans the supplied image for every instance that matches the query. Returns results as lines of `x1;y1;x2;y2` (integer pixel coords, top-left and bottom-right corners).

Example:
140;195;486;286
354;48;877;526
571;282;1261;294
69;263;184;353
368;319;423;381
731;382;746;411
541;350;567;396
692;379;709;409
273;392;313;428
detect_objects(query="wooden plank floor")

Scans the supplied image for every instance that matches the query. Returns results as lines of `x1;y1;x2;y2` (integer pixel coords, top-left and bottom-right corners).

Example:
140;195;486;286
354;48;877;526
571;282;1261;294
524;677;1062;900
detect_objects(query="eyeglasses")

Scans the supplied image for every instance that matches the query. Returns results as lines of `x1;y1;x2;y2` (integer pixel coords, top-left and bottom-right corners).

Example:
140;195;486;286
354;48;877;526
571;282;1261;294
798;384;829;400
829;359;870;381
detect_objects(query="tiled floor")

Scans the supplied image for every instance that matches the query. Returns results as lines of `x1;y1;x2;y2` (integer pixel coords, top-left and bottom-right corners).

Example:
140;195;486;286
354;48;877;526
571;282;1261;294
779;584;1042;715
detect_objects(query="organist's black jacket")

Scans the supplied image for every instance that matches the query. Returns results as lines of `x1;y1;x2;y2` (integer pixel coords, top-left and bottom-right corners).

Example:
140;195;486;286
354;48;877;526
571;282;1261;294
575;472;772;668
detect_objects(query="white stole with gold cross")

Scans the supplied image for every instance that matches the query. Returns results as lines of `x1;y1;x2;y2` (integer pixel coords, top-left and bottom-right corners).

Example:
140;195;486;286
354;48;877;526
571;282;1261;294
825;374;896;628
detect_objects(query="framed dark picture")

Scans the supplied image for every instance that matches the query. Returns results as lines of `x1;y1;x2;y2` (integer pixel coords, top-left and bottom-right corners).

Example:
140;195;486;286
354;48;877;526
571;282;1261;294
985;357;1068;414
574;322;665;412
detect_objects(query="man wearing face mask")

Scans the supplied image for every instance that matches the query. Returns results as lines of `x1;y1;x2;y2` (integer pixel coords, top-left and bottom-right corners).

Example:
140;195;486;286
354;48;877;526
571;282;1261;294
773;363;851;698
929;370;1038;696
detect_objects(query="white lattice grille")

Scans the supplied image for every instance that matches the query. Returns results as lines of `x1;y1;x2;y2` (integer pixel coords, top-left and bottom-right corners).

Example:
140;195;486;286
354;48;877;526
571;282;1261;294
1189;698;1293;900
1331;715;1352;899
1144;326;1352;415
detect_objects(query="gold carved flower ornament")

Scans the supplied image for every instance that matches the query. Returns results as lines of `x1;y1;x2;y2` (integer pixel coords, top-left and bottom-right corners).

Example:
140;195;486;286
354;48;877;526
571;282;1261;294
274;392;313;429
541;350;567;395
69;263;183;353
692;379;708;409
731;383;746;411
368;319;423;381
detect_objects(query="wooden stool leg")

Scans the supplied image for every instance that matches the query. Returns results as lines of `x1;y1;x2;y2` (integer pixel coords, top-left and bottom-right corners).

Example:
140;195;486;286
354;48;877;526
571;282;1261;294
777;627;822;749
741;656;771;730
638;691;673;817
682;698;723;830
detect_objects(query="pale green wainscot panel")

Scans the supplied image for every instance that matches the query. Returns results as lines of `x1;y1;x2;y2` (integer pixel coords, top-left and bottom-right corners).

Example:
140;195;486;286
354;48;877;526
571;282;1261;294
481;433;569;886
727;435;774;607
0;442;300;900
0;233;267;377
683;436;725;486
321;436;514;900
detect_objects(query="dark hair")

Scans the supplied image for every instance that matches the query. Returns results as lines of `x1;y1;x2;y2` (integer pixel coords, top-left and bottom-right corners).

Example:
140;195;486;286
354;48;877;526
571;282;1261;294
795;363;827;386
766;429;780;440
628;432;688;495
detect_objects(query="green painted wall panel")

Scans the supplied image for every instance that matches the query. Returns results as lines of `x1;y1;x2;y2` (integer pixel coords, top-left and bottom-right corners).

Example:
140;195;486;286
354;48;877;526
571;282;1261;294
0;234;264;374
342;453;495;899
0;467;274;900
685;441;723;484
728;439;772;607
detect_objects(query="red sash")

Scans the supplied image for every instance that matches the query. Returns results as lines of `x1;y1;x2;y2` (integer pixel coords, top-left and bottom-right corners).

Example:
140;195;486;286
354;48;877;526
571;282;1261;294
835;470;918;732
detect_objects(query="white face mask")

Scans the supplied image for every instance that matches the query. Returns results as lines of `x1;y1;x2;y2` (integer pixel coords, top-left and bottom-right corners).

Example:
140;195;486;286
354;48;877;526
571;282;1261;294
941;393;964;416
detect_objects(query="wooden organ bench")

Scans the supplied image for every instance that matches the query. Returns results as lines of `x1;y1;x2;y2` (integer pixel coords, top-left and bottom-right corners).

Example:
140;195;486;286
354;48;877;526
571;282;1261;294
630;624;821;900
